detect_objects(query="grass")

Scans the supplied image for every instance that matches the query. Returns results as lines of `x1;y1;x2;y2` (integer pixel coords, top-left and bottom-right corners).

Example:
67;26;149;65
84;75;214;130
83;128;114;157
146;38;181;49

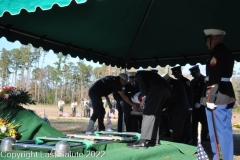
233;106;240;113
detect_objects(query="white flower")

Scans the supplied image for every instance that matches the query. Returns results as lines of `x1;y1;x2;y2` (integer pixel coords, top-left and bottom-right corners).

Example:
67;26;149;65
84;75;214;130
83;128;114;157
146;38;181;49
0;125;7;133
16;91;21;95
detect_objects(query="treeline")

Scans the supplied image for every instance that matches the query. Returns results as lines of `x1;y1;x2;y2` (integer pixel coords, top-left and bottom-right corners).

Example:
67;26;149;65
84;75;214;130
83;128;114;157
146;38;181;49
0;45;123;104
1;44;240;105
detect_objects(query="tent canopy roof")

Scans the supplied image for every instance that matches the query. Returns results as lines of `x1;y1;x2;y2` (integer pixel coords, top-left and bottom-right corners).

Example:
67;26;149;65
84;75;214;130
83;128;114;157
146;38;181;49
1;0;240;69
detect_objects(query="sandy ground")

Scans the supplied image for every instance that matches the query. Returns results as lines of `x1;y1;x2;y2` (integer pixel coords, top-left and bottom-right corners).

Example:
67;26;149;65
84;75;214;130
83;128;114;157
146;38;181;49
25;105;240;160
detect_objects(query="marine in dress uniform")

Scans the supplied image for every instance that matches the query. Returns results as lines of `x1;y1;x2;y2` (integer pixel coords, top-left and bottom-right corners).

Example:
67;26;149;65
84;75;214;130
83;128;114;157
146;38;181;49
171;66;194;144
202;29;236;160
189;65;208;145
86;73;137;134
127;71;171;149
163;74;189;143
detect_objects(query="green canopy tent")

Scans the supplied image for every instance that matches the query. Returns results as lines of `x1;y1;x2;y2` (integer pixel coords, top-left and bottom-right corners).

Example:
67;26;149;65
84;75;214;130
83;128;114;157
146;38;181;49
1;0;240;69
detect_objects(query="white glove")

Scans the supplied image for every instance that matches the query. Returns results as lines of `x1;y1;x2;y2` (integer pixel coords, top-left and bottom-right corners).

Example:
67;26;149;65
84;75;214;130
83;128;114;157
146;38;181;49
206;102;217;110
195;103;201;108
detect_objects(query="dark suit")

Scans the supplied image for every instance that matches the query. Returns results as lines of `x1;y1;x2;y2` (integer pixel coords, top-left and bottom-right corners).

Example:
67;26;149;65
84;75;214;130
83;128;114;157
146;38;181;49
179;76;194;143
123;81;139;132
168;79;189;143
113;92;124;132
135;71;171;141
190;74;208;143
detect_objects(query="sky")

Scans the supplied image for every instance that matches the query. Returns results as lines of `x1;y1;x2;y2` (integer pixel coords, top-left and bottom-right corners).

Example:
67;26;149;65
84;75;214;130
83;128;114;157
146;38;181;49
0;37;240;77
0;37;102;68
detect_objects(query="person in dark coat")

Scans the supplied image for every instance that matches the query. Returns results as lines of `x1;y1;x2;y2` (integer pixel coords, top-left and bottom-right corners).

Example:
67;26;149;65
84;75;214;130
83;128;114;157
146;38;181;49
171;66;194;144
127;71;171;149
85;101;91;118
112;91;124;132
123;72;141;132
163;74;189;143
189;65;208;145
85;73;137;134
202;29;236;160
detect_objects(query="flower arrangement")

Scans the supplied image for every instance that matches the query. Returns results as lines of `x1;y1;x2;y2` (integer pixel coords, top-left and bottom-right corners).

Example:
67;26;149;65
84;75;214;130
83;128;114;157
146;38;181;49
0;86;36;110
0;114;21;140
233;123;240;129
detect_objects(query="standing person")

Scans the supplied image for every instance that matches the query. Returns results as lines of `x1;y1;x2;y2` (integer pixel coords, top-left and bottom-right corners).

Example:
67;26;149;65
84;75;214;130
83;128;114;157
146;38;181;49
85;73;137;134
71;99;77;117
171;66;194;144
163;74;189;143
189;65;208;145
202;29;236;160
123;72;140;132
58;98;65;117
85;100;91;118
127;71;171;149
112;92;124;132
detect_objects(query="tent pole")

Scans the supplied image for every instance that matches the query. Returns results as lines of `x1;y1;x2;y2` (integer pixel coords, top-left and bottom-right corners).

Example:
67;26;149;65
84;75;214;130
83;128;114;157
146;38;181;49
125;0;155;62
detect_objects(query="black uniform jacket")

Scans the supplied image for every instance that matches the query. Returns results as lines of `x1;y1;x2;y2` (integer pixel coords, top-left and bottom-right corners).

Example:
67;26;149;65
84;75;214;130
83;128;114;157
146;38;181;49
135;71;171;97
205;43;236;105
113;91;123;102
190;74;205;104
89;76;122;96
179;76;194;108
168;79;189;113
123;81;139;100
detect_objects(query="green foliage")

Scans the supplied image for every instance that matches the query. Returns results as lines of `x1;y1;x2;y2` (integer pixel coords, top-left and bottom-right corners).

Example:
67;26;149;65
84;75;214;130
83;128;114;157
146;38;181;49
45;93;55;104
233;106;240;113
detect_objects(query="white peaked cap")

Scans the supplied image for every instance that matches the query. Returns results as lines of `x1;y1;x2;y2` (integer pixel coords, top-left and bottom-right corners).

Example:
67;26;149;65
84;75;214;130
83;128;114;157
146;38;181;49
163;74;171;81
119;73;128;83
203;29;226;36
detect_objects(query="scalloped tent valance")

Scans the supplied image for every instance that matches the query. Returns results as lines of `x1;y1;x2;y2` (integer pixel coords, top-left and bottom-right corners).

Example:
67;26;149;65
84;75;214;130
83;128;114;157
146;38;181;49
0;0;240;69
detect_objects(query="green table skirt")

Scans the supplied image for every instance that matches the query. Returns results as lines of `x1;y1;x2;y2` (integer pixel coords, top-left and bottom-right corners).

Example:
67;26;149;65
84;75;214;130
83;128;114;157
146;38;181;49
0;140;197;160
1;106;64;140
0;107;197;160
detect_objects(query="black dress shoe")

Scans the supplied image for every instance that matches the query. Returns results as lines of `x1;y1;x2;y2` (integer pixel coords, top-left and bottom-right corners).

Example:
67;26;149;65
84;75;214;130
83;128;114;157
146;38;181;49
148;140;161;146
127;141;147;149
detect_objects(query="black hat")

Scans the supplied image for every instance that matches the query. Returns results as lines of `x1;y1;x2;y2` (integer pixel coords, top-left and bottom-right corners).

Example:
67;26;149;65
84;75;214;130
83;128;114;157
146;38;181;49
189;65;200;74
171;66;181;74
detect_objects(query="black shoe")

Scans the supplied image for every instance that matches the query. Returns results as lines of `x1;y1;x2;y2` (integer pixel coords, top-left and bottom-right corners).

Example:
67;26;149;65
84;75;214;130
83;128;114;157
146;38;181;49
127;141;147;149
148;140;161;146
